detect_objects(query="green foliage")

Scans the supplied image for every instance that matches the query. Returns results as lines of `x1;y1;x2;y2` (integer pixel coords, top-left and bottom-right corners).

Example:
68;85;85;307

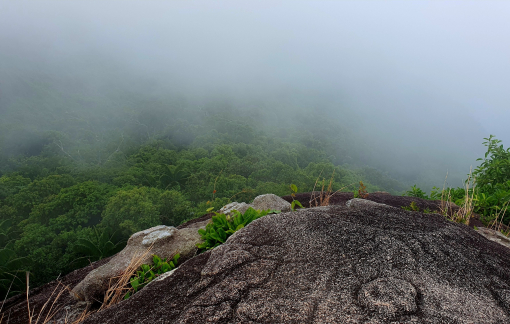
73;227;125;263
471;136;510;223
289;184;303;211
101;187;162;237
28;181;117;230
402;137;510;227
474;135;510;189
158;190;192;226
0;220;26;298
196;207;276;252
0;244;28;298
404;185;429;199
354;181;368;199
402;201;420;212
160;165;190;190
0;219;16;247
0;108;405;290
0;175;31;200
124;253;180;299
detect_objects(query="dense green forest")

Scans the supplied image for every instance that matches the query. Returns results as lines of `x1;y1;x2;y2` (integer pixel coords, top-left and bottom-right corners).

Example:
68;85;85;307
0;100;409;297
1;80;508;301
0;64;507;300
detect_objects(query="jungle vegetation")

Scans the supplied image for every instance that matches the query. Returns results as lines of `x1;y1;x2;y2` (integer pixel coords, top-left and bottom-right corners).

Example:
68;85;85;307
0;101;406;297
0;71;505;299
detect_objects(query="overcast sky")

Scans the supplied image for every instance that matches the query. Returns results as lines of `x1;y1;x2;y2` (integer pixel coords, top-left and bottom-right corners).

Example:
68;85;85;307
1;1;509;171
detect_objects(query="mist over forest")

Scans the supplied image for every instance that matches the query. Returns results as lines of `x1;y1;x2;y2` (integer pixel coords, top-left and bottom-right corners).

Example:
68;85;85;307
1;1;509;294
2;1;509;188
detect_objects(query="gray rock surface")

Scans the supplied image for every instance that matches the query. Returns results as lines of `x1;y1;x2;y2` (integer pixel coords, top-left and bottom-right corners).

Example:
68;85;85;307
218;202;251;216
219;194;291;217
71;220;209;302
346;198;388;208
476;226;510;250
83;204;510;323
252;193;291;212
50;301;91;324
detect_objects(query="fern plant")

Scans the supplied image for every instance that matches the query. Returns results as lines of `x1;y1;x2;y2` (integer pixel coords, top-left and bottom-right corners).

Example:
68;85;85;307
196;207;278;252
73;227;125;262
124;253;180;299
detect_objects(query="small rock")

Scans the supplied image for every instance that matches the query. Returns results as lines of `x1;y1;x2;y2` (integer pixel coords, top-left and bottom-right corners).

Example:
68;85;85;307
219;202;252;216
346;198;388;208
252;194;291;212
475;227;510;250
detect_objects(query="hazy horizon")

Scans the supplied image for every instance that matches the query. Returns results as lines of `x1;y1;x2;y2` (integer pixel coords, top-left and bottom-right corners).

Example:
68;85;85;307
1;0;509;189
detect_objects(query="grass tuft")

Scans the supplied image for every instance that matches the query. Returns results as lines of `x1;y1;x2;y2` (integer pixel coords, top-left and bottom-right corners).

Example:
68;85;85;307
99;245;153;311
309;170;354;207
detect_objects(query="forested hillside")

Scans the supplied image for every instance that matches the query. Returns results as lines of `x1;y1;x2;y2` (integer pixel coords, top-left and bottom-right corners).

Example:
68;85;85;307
0;88;409;296
1;56;505;302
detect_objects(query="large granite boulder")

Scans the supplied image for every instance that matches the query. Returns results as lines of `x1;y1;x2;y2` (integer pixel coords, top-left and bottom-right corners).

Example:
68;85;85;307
71;220;209;302
82;202;510;323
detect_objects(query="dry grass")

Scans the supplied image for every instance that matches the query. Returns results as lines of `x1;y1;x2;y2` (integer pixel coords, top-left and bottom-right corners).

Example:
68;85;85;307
438;171;451;217
435;170;510;238
0;246;154;324
52;247;154;324
488;200;510;233
66;305;93;324
452;169;476;224
356;181;369;199
309;170;354;207
0;276;16;317
439;169;476;225
18;272;69;324
98;245;153;312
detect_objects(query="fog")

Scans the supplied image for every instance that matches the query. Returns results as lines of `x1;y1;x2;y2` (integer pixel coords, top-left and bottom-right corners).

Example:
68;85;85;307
1;1;509;189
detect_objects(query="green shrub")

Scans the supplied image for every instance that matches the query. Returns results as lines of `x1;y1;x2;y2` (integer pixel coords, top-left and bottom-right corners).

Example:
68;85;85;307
0;244;28;298
73;227;125;263
474;135;510;189
196;207;278;252
124;253;180;299
289;184;303;211
402;201;420;212
470;136;510;223
403;185;429;199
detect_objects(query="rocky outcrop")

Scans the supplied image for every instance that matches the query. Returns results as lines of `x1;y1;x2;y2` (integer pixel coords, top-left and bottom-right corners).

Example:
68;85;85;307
81;201;510;323
282;191;448;211
71;220;209;302
282;191;486;228
220;194;291;216
5;193;510;323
